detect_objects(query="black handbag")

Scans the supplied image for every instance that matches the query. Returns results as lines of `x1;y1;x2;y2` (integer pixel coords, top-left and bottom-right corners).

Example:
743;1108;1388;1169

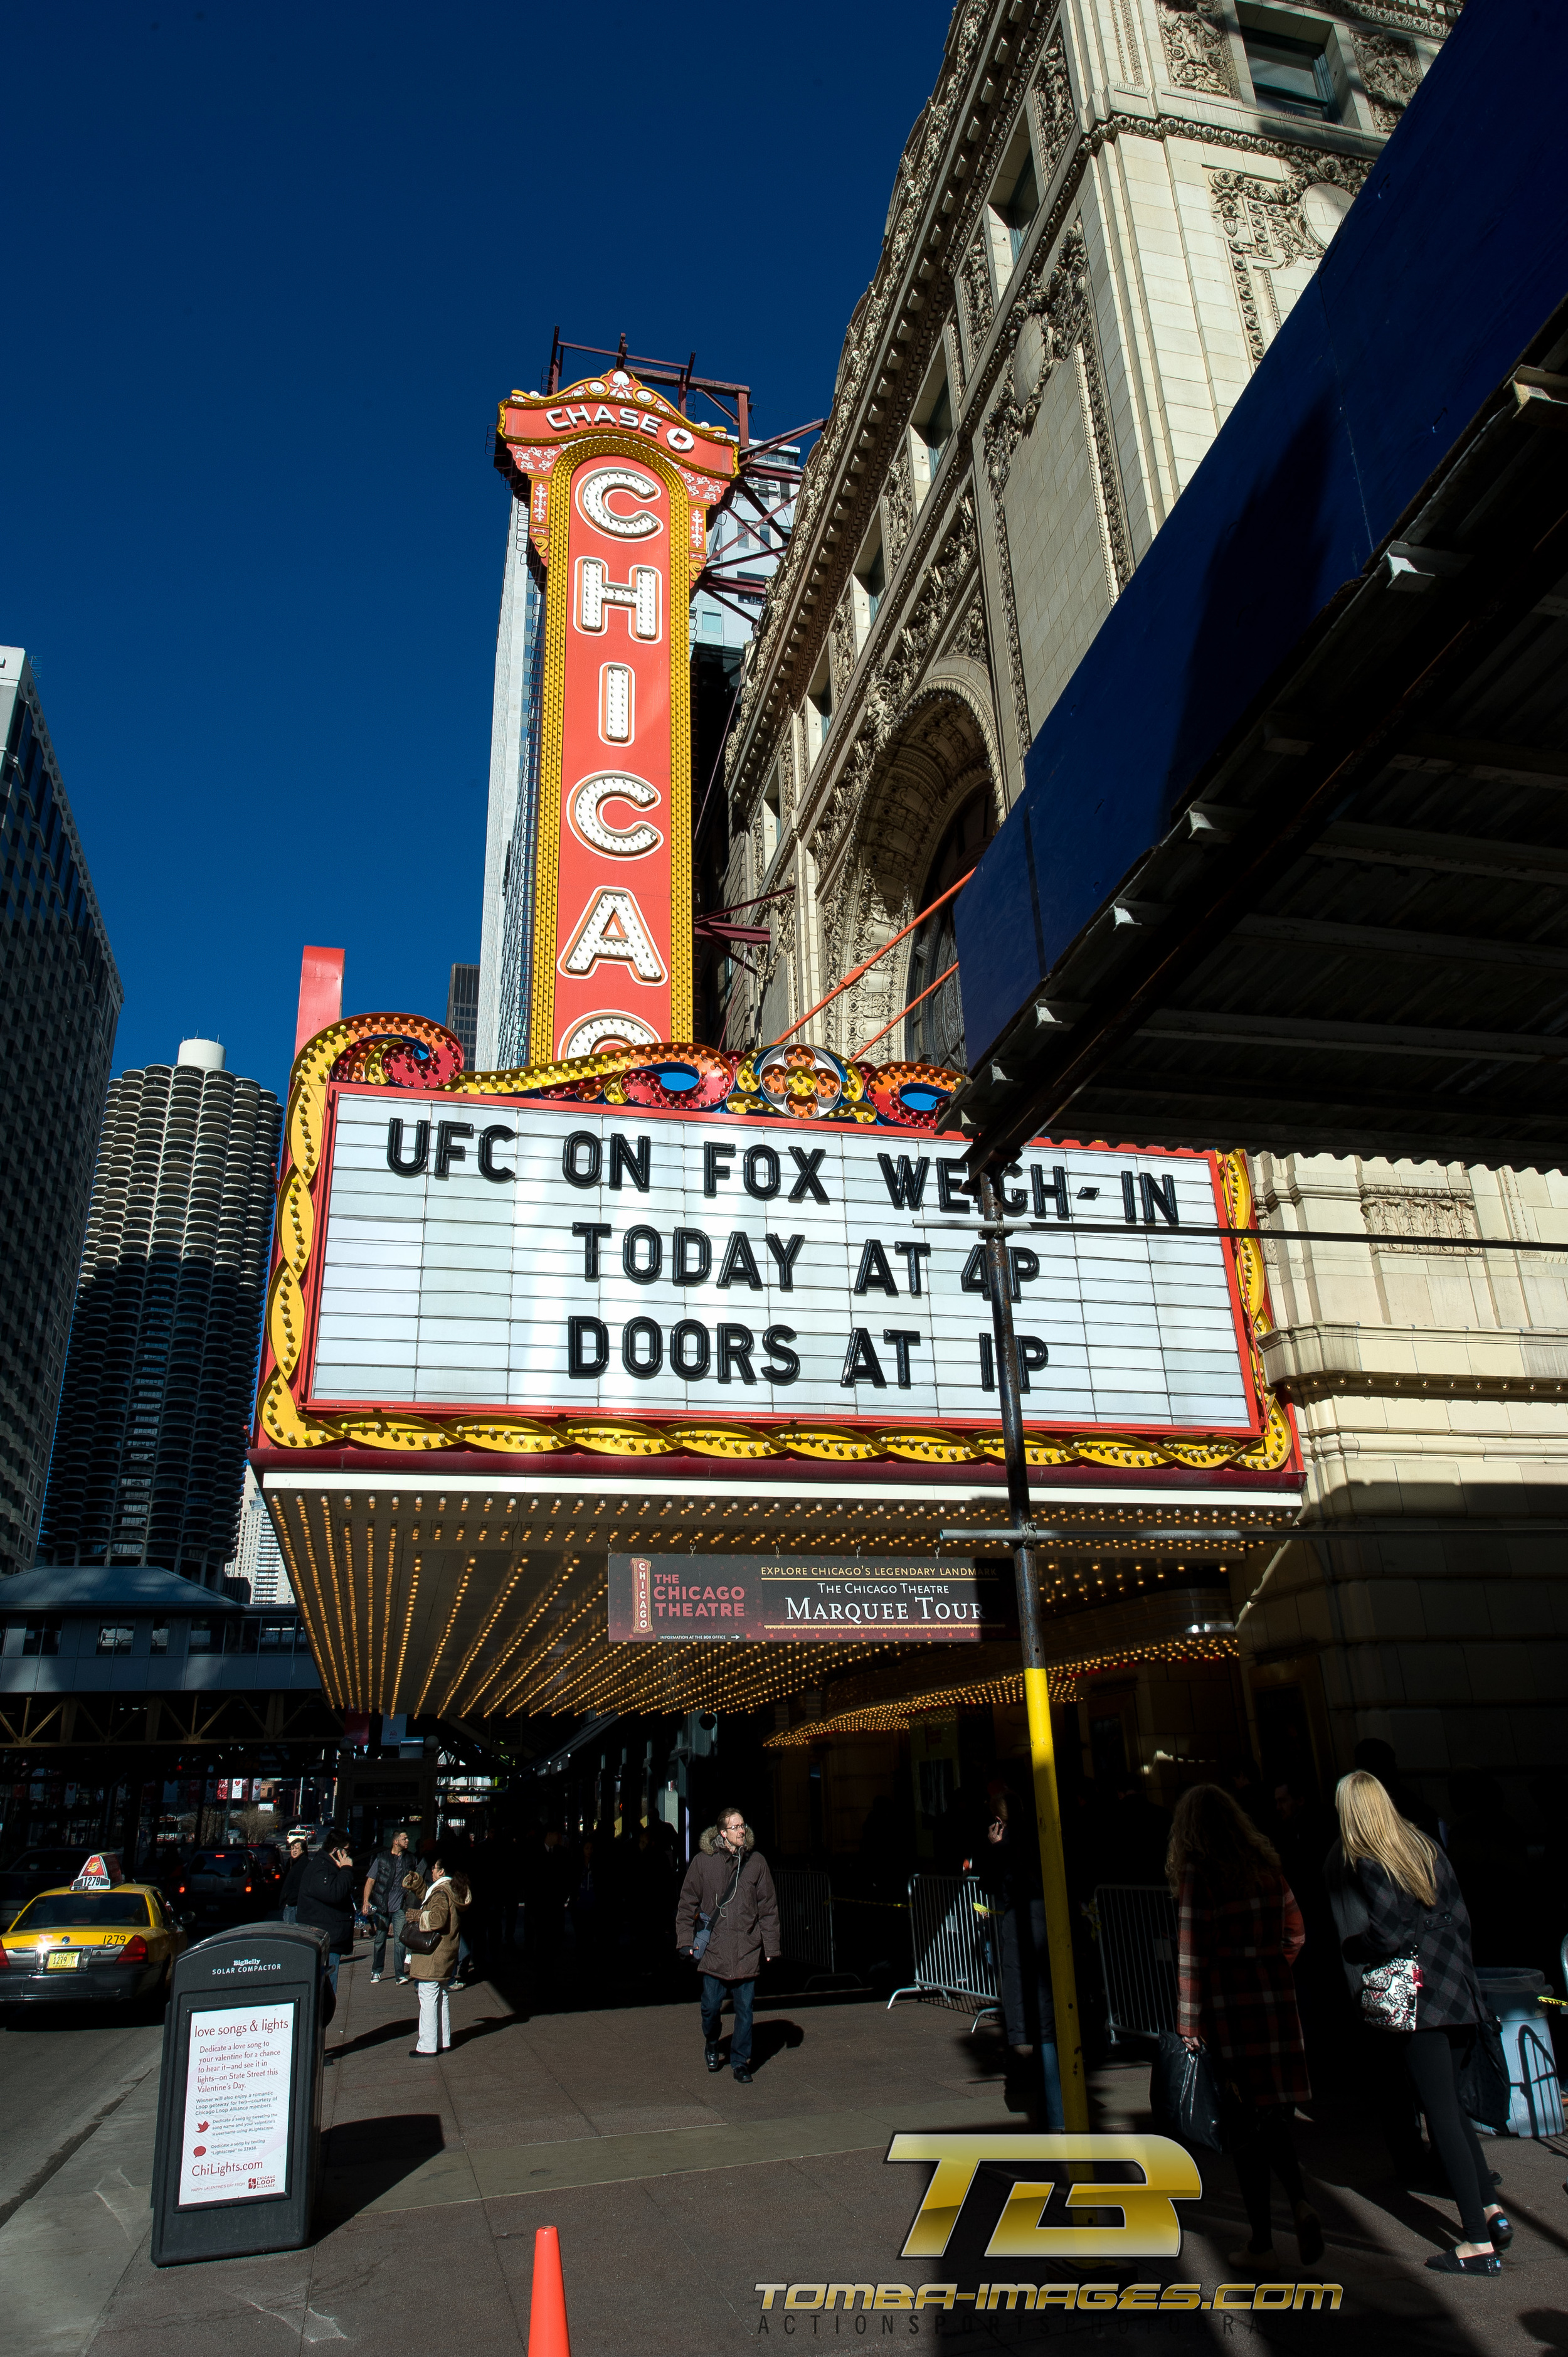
690;1854;743;1964
1458;2011;1510;2131
1150;2030;1226;2152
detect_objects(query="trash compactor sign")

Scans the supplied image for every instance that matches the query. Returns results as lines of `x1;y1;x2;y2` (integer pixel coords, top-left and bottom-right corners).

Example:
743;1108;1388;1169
177;2003;295;2207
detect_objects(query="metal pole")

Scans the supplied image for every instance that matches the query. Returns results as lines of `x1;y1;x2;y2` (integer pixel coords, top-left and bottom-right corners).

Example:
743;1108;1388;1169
977;1168;1088;2131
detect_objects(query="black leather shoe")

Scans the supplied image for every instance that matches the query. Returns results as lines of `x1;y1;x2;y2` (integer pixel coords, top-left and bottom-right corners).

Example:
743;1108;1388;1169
733;2066;753;2083
1425;2250;1500;2275
1486;2212;1513;2250
705;2047;724;2073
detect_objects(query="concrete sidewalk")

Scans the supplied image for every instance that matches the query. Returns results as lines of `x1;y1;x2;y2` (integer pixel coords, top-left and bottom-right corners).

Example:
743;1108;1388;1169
2;1954;1565;2357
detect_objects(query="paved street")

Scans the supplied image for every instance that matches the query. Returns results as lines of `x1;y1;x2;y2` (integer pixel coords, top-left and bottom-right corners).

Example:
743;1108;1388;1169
0;2004;163;2228
0;1957;1565;2357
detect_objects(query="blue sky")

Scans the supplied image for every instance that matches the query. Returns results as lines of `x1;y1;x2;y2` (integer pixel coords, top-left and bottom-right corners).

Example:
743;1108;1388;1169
1;1;953;1102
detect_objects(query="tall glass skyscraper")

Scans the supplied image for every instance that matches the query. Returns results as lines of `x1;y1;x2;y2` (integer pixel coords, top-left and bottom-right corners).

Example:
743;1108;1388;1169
39;1039;282;1588
445;960;479;1067
0;647;121;1580
224;1461;292;1605
475;499;544;1068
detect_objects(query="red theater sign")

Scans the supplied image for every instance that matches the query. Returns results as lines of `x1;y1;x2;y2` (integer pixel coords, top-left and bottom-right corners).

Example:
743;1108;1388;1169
495;373;736;1062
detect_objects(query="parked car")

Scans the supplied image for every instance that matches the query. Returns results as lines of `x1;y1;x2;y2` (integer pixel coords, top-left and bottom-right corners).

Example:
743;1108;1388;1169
0;1880;186;2004
0;1848;88;1922
166;1848;269;1930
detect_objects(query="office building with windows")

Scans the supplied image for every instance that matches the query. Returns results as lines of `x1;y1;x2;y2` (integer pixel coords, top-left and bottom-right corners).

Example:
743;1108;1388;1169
445;960;479;1067
39;1039;282;1589
0;647;122;1581
475;500;545;1068
223;1462;292;1605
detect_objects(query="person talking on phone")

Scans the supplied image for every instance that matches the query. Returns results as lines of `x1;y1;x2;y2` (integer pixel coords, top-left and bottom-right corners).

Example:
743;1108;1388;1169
675;1806;780;2084
297;1829;358;2062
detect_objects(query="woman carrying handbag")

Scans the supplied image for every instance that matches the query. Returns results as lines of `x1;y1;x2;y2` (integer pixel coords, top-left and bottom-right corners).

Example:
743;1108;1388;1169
1334;1770;1510;2275
405;1857;468;2057
1170;1784;1322;2272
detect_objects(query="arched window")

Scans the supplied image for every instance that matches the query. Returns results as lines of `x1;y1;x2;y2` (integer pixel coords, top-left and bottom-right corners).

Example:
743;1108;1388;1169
904;791;993;1071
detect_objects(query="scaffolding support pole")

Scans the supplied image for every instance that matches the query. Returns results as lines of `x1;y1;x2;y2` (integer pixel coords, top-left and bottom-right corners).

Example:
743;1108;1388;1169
977;1168;1088;2132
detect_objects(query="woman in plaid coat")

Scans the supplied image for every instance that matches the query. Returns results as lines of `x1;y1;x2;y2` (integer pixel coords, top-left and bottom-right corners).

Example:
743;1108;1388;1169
1172;1784;1322;2271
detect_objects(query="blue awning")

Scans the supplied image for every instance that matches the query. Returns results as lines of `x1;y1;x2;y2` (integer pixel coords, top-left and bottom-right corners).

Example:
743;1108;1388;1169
952;0;1568;1171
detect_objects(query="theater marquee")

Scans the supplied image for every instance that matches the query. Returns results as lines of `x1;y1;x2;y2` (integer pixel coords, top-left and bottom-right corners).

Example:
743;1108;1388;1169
258;1014;1291;1475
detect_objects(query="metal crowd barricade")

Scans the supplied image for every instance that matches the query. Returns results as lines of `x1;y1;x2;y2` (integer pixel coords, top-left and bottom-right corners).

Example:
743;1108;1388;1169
774;1870;837;1981
1517;2023;1566;2138
1094;1883;1179;2048
887;1873;1000;2029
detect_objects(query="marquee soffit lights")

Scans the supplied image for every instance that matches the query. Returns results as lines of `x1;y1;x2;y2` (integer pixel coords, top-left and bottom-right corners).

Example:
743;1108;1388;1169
274;1466;1266;1718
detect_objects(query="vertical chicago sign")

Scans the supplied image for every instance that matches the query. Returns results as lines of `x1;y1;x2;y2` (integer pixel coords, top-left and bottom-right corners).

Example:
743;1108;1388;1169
495;373;736;1061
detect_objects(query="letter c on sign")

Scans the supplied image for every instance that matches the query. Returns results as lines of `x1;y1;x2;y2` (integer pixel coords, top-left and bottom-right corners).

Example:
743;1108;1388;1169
576;466;662;540
570;773;664;858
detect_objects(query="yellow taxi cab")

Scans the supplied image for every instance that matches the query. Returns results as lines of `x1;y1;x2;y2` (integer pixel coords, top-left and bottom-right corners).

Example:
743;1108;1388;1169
0;1851;187;2006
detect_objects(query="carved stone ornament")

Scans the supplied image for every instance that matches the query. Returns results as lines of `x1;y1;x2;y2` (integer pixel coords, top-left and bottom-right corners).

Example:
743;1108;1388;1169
1032;26;1077;186
961;230;994;355
808;492;979;876
982;217;1131;742
830;592;856;701
948;596;989;666
1157;1;1237;97
1109;0;1145;87
1209;154;1372;363
1361;1188;1481;1254
1354;31;1422;130
883;444;914;571
1341;0;1457;29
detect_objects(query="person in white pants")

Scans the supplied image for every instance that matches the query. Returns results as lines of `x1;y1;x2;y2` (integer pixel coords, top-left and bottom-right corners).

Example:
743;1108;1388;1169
408;1855;467;2056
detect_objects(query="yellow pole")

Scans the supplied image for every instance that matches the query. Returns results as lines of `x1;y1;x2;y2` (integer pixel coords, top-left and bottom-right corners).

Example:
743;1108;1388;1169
1022;1661;1088;2130
978;1168;1088;2132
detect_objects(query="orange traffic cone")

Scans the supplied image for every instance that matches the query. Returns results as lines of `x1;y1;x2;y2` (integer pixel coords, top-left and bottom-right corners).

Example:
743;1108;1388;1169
528;2225;571;2357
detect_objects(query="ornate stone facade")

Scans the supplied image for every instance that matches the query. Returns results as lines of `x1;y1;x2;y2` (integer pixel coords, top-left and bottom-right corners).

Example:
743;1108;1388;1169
704;4;1568;1822
721;1;1441;1065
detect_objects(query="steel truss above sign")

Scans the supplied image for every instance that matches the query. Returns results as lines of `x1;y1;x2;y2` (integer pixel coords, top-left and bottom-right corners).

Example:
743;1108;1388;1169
257;1014;1294;1476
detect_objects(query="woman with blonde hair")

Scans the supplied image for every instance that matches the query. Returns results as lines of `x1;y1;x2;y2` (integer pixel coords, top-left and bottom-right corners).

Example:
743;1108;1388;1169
1170;1782;1321;2271
1334;1768;1508;2273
